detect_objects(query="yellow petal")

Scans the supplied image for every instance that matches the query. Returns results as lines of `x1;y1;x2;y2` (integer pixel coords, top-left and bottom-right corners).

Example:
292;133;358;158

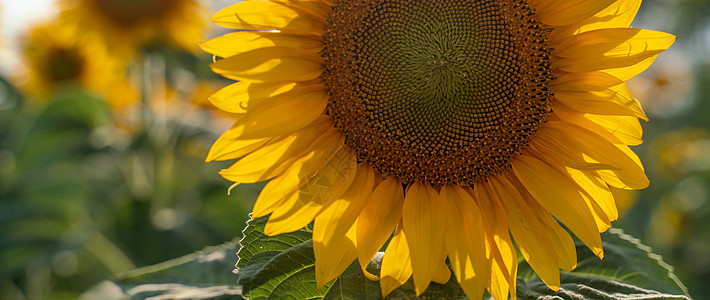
402;182;446;295
252;128;342;219
555;28;675;75
218;137;296;183
525;198;578;271
380;222;413;297
211;1;325;35
597;144;647;190
442;185;489;300
227;86;327;140
509;173;578;271
602;54;662;81
313;163;376;260
530;136;619;172
541;121;648;189
207;134;270;162
200;31;322;58
269;0;332;19
530;0;615;26
211;47;323;83
432;260;452;285
472;186;517;300
313;164;376;286
219;117;333;183
578;0;641;30
587;114;644;146
526;143;619;224
482;175;560;291
356;177;405;273
559;165;617;227
208;81;298;114
581;171;619;222
553;71;647;120
511;155;604;258
265;142;358;235
552;104;643;146
524;145;610;230
550;0;641;42
314;219;358;288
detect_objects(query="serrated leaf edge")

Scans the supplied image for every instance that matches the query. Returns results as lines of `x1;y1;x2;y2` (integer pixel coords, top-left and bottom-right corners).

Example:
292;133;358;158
607;228;690;297
236;213;257;269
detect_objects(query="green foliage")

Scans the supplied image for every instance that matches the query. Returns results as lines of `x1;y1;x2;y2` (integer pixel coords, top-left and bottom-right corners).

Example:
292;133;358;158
0;56;253;299
82;240;243;299
235;215;312;270
516;274;689;300
515;228;690;299
235;216;467;299
235;218;689;299
104;217;690;299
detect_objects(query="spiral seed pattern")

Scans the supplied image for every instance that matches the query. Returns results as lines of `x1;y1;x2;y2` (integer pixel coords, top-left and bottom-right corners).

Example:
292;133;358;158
321;0;553;186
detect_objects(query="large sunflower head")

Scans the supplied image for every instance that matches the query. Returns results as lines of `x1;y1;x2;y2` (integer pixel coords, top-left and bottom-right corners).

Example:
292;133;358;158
59;0;207;54
17;22;136;107
203;0;674;298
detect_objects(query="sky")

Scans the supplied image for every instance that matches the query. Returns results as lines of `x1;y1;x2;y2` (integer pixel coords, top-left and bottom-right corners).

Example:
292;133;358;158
1;0;58;74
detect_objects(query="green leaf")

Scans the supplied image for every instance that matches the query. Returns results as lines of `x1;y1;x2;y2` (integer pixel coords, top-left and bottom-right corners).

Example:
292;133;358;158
81;240;243;299
516;273;690;300
235;215;321;299
236;216;465;299
515;228;691;299
93;221;690;299
239;240;322;299
236;214;312;269
518;273;690;300
320;254;382;300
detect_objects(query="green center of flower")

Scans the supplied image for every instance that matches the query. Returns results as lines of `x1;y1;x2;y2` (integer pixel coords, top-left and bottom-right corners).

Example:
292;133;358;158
322;0;553;186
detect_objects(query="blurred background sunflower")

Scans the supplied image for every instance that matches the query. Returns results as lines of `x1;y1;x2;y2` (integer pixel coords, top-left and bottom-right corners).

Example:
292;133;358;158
16;22;136;107
0;0;709;299
59;0;208;57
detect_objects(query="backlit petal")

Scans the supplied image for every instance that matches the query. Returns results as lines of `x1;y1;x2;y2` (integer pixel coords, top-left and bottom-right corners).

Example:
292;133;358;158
555;28;675;76
211;1;325;34
530;0;615;27
511;155;604;258
211;47;323;83
356;178;405;273
380;223;414;297
442;185;489;300
403;182;446;295
483;175;561;290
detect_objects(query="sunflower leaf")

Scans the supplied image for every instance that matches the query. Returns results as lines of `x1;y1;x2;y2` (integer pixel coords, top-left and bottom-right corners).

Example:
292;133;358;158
235;215;322;299
514;228;691;299
515;273;690;300
236;215;466;299
236;214;312;269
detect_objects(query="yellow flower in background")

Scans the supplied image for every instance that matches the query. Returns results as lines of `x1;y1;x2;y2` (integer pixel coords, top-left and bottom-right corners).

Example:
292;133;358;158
203;0;674;299
59;0;207;56
18;22;136;107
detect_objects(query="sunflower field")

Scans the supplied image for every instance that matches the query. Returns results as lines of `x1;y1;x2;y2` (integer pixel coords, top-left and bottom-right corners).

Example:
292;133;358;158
0;0;708;299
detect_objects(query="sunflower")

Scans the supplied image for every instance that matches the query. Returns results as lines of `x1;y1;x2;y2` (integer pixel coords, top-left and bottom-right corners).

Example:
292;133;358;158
59;0;207;55
203;0;674;298
18;22;136;107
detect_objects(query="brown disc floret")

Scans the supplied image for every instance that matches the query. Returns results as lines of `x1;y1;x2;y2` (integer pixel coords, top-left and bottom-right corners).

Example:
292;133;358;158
321;0;553;186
